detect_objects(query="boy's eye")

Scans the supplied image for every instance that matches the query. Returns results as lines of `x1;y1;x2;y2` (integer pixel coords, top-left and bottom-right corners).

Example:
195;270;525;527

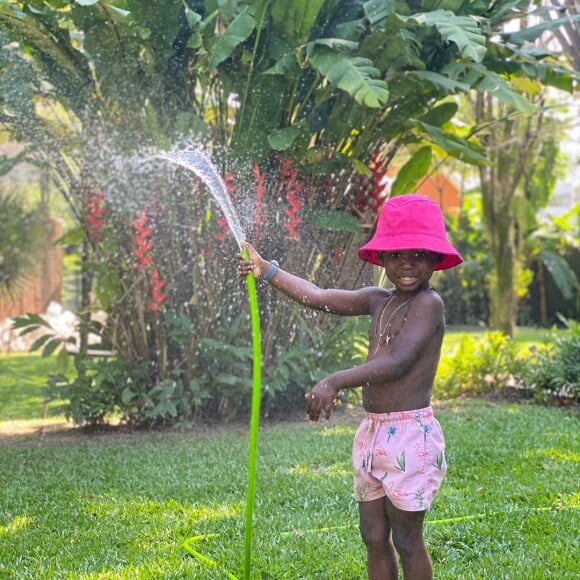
414;251;427;258
388;252;400;258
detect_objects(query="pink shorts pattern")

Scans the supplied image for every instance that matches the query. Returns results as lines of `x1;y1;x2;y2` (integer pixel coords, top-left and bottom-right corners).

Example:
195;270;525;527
352;407;447;511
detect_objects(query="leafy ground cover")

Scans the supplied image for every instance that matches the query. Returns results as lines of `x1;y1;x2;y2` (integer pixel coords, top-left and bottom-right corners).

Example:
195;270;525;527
443;325;557;355
0;400;578;579
0;327;560;429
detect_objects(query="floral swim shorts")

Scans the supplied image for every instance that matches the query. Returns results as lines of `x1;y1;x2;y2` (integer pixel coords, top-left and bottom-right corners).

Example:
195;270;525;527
352;406;447;511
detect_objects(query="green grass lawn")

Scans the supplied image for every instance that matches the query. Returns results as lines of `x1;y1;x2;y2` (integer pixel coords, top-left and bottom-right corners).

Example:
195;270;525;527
0;333;578;578
0;406;578;577
0;353;68;426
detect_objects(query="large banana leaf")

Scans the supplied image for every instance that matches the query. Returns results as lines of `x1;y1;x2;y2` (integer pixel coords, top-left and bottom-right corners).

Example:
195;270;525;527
391;146;433;196
505;14;580;45
270;0;326;47
443;63;537;115
301;208;361;232
209;7;257;69
410;70;470;94
406;10;487;63
472;66;537;115
307;46;389;108
538;249;579;302
419;122;487;166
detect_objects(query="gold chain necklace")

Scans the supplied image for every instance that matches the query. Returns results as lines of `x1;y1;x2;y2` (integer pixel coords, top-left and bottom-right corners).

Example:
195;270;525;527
373;295;411;355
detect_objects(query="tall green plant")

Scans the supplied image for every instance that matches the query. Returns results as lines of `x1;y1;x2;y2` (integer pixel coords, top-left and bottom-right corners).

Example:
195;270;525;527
1;0;578;424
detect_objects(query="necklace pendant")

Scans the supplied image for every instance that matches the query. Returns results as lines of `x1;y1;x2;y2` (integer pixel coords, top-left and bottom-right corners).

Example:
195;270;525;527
386;335;391;345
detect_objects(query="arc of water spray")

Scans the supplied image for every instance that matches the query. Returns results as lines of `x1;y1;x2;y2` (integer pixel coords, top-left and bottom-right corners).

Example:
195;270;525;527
158;148;261;580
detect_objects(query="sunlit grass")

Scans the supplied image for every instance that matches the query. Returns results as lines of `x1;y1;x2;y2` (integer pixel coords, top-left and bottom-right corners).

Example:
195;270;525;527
0;400;578;578
0;337;577;578
0;353;67;422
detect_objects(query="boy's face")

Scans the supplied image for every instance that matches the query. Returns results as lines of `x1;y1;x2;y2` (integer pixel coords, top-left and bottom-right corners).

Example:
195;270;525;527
377;250;441;292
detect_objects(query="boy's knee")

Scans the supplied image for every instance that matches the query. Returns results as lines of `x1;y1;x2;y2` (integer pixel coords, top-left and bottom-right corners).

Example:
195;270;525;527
359;497;392;548
391;524;424;559
359;519;389;547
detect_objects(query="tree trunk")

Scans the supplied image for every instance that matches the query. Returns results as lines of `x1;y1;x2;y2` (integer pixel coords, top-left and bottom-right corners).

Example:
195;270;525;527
476;93;543;337
480;164;517;337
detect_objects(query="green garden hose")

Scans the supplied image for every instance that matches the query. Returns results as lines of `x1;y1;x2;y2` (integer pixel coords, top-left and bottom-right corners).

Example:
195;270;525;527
242;248;262;580
158;150;263;579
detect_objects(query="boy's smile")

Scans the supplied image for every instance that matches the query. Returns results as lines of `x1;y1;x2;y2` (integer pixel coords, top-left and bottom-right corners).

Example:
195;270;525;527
378;250;440;293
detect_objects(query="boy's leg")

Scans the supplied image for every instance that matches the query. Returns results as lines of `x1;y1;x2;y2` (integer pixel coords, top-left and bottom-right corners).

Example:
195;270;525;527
358;497;398;580
384;497;432;580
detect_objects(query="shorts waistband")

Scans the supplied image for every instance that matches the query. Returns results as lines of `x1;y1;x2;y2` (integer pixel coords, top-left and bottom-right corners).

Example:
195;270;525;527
364;406;434;423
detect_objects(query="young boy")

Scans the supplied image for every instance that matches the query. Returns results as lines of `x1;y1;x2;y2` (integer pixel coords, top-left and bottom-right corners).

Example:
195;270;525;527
236;194;463;579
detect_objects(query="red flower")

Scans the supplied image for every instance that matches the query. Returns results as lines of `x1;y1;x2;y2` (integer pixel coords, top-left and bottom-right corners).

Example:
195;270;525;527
85;189;106;241
253;163;265;235
131;211;167;311
279;157;304;241
214;216;229;242
148;266;167;311
224;172;237;194
354;151;389;217
284;190;303;241
367;151;388;214
132;211;154;274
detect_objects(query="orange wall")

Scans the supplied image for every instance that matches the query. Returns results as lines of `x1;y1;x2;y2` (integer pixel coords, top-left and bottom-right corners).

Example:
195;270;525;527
386;164;462;216
416;173;461;216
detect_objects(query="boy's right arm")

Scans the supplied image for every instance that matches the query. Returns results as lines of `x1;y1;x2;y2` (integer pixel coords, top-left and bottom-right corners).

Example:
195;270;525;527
236;241;380;316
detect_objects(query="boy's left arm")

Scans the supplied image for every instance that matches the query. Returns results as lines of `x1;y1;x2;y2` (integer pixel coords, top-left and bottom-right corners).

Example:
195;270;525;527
305;291;444;420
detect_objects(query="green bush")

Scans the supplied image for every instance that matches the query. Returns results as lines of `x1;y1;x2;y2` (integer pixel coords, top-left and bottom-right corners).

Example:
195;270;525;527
435;331;526;398
44;357;140;427
522;319;580;404
262;314;367;416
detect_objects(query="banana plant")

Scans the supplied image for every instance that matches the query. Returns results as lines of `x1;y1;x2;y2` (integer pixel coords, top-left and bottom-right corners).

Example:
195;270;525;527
1;0;578;424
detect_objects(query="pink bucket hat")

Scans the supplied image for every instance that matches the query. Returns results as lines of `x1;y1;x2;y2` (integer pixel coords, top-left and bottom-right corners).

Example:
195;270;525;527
358;194;463;271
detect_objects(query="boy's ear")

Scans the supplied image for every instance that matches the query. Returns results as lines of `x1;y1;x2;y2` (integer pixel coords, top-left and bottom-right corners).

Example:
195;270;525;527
436;253;444;264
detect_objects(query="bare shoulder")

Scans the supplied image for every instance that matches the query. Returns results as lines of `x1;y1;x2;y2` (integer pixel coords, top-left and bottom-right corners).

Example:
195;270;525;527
410;289;445;318
416;288;444;307
360;286;393;310
344;285;392;317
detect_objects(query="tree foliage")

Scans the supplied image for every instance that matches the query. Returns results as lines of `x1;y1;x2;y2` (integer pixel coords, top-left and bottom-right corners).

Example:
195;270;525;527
1;0;577;424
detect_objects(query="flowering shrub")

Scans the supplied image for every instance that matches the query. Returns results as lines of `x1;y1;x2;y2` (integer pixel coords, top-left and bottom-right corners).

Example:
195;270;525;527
131;210;167;311
279;157;304;241
85;188;106;242
253;163;265;238
32;148;373;426
354;150;389;218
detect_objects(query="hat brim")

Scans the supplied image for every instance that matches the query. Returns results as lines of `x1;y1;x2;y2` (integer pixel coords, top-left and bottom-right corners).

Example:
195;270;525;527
358;233;463;271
